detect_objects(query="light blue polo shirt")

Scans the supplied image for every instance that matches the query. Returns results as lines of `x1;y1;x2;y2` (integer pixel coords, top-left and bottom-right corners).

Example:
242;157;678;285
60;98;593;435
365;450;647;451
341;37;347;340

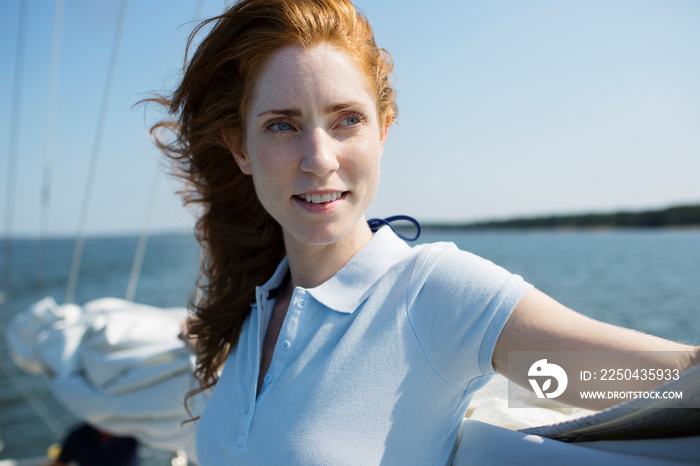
195;226;531;465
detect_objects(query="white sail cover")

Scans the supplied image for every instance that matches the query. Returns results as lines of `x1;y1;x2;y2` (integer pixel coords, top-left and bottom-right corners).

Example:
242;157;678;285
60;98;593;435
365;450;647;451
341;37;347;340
7;296;205;461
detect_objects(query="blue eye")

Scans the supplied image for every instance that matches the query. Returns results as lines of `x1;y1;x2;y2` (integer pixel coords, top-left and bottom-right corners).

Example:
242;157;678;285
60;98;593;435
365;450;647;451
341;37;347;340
340;117;360;126
271;122;293;131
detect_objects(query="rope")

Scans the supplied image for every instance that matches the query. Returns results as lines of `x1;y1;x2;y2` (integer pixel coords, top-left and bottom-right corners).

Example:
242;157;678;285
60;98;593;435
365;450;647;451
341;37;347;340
65;0;130;304
1;0;28;301
367;215;422;241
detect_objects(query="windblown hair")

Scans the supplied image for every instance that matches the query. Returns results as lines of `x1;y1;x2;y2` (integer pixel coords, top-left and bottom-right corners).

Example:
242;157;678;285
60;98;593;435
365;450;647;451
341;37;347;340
151;0;397;404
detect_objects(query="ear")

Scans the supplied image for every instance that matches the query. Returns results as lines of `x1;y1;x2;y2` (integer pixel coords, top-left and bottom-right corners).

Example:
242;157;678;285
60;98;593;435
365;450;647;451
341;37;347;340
379;112;393;150
221;128;252;175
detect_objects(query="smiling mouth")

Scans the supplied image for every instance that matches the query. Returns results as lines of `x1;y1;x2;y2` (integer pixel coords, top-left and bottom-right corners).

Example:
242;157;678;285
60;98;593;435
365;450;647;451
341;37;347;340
294;192;345;204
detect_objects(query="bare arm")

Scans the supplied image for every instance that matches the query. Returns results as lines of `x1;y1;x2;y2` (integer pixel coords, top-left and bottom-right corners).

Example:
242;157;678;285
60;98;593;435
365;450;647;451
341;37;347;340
493;287;699;409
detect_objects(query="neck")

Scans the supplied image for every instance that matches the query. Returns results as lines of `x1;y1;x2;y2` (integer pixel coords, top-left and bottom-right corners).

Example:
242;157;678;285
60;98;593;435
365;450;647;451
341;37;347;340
283;219;373;289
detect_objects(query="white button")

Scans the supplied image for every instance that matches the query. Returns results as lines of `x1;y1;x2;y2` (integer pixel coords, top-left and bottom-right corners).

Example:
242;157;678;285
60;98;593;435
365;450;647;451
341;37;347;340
281;340;291;350
264;374;272;384
236;434;246;447
297;299;306;308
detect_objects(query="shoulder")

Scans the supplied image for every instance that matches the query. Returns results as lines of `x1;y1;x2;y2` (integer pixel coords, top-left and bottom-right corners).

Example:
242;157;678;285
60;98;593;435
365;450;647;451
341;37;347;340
405;241;521;301
402;242;531;384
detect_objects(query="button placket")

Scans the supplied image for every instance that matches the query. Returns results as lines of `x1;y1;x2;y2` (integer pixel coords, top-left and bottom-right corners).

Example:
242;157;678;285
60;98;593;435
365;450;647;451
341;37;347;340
234;300;263;450
261;290;306;395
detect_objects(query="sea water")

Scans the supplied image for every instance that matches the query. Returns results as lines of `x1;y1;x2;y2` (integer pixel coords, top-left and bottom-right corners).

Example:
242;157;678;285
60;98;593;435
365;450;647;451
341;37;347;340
417;228;700;344
1;229;698;461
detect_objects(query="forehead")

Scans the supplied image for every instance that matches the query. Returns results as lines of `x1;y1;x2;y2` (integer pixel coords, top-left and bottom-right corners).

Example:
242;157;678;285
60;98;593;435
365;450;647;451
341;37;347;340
249;43;377;114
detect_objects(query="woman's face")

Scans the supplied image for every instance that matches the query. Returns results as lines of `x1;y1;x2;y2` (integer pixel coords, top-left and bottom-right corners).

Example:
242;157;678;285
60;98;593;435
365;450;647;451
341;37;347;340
229;43;388;248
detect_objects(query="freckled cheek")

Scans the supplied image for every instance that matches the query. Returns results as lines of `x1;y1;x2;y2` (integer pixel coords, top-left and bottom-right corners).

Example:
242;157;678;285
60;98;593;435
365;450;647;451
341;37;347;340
247;148;298;205
250;145;297;175
342;150;381;193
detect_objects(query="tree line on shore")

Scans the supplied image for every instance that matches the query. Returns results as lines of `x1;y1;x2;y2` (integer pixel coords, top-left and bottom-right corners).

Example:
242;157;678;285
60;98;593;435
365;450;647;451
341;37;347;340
425;204;700;230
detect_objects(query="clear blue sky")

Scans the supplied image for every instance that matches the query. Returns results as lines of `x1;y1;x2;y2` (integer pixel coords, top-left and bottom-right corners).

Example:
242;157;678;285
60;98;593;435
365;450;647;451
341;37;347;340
1;0;699;237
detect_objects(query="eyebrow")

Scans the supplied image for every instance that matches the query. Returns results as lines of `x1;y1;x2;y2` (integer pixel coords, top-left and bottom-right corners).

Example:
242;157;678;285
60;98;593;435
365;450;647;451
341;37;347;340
257;108;302;118
326;102;364;113
256;101;366;118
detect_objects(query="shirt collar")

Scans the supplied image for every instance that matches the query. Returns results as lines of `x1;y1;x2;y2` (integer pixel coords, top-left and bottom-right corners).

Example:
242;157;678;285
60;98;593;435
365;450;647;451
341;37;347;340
257;226;412;314
256;257;290;306
309;226;411;313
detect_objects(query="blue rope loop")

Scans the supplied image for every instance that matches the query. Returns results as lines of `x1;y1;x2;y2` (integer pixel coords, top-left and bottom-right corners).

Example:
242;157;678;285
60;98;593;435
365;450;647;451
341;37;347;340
367;215;422;242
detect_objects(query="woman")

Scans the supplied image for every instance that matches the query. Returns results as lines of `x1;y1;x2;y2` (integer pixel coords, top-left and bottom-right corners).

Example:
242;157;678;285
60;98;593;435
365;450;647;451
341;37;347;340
153;0;698;463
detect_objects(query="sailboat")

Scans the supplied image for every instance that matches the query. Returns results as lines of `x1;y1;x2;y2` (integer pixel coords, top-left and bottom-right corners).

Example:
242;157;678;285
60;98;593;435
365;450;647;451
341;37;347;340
1;0;215;464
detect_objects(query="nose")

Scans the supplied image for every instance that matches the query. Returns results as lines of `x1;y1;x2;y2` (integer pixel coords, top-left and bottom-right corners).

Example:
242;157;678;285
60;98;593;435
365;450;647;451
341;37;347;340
299;127;339;177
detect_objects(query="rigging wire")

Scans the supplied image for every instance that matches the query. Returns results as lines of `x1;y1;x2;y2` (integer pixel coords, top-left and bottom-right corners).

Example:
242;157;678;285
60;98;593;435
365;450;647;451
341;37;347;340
3;0;206;453
1;0;67;443
65;0;130;304
124;0;206;302
124;0;205;302
2;363;65;440
194;0;206;20
38;0;66;295
1;0;28;303
125;166;160;302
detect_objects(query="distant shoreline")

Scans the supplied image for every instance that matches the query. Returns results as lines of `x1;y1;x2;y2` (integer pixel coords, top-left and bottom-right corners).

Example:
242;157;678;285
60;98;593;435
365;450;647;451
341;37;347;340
4;204;700;240
421;204;700;230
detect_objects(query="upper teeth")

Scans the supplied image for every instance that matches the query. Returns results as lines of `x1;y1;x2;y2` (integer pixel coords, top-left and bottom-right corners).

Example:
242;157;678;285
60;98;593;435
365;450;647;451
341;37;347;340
299;192;342;204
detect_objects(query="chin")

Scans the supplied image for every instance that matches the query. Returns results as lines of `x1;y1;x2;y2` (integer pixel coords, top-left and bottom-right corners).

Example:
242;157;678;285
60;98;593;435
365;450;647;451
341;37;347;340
295;227;348;246
284;220;361;247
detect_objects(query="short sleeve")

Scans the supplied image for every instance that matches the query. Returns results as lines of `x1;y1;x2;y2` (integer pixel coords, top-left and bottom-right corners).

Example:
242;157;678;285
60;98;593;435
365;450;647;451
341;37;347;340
406;243;531;389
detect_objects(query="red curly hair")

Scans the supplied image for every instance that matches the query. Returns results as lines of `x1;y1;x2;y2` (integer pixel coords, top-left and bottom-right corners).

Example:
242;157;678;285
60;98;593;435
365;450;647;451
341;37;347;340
151;0;397;406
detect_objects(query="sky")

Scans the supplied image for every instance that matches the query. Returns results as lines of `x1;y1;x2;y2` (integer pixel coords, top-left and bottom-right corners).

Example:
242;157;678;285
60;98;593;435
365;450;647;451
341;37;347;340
1;0;699;237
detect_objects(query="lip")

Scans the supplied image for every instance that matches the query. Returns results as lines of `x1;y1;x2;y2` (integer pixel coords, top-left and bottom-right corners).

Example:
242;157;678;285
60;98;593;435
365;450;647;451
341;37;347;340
294;189;346;196
292;190;348;213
